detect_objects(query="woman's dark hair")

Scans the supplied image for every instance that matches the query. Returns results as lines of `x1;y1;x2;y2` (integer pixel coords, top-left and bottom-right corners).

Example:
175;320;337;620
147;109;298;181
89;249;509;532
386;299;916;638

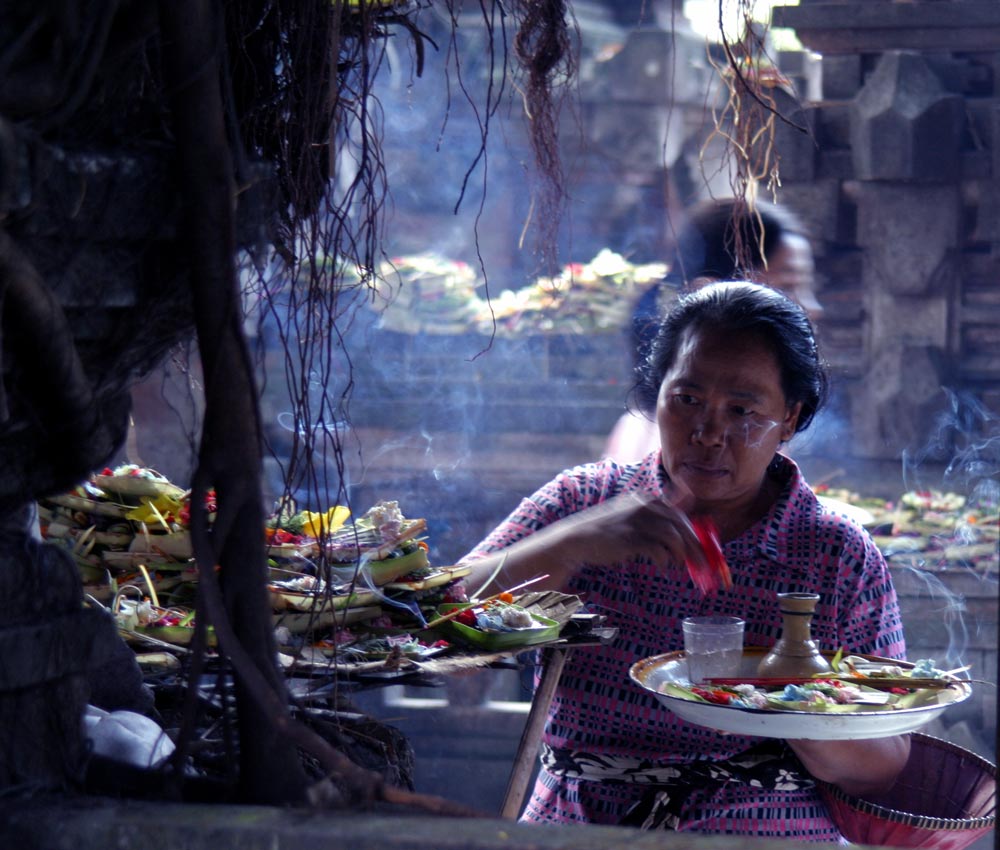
635;281;829;434
630;198;810;372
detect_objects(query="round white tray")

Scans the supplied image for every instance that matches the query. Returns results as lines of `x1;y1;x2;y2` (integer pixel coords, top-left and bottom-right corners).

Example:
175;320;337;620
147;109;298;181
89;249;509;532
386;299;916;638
630;648;972;740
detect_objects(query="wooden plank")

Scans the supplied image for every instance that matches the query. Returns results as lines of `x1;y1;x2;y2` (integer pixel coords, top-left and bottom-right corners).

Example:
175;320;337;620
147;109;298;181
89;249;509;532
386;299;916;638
773;1;1000;30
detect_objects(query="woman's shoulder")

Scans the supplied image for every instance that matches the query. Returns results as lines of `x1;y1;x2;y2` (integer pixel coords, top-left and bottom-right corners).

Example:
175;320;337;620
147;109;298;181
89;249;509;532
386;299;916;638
603;411;659;464
809;507;878;556
778;461;878;546
550;453;663;501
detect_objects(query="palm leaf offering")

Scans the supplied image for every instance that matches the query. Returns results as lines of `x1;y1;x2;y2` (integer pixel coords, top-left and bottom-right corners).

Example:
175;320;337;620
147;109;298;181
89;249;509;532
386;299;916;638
47;476;580;661
38;470;210;611
662;656;968;713
112;585;212;649
816;485;998;573
93;464;186;500
373;250;667;336
515;590;585;627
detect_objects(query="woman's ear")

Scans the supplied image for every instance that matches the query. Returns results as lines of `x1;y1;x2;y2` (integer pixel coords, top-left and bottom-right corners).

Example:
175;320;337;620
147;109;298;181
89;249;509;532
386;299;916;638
781;402;803;441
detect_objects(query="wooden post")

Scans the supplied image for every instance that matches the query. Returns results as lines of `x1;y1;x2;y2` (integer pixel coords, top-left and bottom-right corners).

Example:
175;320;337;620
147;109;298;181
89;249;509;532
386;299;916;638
499;646;570;820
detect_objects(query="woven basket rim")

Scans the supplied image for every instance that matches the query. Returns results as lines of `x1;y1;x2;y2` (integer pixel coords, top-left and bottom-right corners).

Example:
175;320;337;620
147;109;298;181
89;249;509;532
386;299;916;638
818;733;997;831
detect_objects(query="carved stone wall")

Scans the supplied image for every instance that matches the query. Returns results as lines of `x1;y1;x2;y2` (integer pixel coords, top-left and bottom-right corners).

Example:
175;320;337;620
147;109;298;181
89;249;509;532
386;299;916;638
772;0;1000;462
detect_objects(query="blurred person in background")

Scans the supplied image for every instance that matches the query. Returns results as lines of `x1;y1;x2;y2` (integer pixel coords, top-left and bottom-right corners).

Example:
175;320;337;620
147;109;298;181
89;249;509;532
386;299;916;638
605;198;823;463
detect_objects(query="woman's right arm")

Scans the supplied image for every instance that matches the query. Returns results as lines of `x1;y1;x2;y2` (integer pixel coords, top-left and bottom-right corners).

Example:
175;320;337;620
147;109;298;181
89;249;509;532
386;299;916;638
461;492;708;597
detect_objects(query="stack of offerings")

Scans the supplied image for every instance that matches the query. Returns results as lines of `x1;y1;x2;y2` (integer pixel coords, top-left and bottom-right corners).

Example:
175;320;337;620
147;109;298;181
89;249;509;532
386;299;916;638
266;499;471;661
37;465;208;648
370;250;666;337
39;468;471;654
816;485;998;573
38;465;202;606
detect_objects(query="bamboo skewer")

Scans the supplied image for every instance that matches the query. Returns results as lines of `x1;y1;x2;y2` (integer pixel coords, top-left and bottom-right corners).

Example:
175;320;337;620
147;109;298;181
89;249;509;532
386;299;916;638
468;551;508;601
812;467;846;488
704;676;986;691
421;574;550;630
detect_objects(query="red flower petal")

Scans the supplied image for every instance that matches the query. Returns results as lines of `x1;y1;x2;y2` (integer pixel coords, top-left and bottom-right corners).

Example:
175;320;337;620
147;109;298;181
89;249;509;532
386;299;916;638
686;515;733;594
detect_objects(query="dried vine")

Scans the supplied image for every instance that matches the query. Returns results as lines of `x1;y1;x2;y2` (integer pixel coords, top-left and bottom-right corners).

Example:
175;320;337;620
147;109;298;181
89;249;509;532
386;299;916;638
238;0;576;520
699;1;810;265
511;0;577;276
199;0;576;806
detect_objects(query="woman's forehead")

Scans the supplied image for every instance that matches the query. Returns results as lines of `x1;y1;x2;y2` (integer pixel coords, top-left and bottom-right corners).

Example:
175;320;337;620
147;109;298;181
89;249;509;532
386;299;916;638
669;324;781;378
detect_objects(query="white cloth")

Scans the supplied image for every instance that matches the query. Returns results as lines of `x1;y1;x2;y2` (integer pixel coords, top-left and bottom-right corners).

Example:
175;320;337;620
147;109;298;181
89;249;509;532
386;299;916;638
83;705;175;768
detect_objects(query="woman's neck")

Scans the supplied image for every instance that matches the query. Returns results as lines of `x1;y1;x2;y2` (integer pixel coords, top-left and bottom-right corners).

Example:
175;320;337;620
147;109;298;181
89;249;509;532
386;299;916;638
714;468;784;542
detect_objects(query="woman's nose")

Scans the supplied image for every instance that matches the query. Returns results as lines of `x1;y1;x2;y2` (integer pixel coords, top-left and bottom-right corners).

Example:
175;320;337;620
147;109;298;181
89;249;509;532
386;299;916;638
692;412;726;445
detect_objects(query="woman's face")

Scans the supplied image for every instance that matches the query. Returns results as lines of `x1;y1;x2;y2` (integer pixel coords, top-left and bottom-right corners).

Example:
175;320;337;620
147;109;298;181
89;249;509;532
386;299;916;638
656;324;801;519
754;233;823;321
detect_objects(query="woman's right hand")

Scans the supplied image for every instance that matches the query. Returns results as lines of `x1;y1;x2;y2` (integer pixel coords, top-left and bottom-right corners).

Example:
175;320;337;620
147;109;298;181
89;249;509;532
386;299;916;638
551;492;709;571
463;492;710;596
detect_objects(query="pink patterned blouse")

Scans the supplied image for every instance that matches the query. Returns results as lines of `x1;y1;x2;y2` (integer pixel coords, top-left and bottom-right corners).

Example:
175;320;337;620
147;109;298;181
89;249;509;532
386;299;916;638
463;452;906;841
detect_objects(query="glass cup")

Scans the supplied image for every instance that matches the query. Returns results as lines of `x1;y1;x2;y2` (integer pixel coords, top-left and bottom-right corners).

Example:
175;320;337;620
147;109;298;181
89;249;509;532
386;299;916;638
682;616;745;684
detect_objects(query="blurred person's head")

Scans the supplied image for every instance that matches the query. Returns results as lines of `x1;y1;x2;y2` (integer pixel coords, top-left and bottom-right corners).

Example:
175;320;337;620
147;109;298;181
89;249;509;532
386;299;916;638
628;198;823;417
668;198;822;321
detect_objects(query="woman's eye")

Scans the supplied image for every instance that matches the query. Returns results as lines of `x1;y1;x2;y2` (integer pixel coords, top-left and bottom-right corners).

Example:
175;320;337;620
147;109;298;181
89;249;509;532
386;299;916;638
674;394;700;406
730;405;754;418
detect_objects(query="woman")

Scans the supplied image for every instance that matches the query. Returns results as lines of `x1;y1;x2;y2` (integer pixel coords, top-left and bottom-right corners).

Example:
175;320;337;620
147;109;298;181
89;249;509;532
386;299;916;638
460;282;908;840
607;198;822;463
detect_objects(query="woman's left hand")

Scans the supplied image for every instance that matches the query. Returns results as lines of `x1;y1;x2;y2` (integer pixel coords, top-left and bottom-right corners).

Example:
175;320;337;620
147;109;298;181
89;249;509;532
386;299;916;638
787;734;911;797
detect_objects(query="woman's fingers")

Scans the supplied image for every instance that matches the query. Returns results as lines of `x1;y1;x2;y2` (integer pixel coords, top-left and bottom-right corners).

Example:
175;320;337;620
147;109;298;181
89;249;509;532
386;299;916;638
576;494;709;571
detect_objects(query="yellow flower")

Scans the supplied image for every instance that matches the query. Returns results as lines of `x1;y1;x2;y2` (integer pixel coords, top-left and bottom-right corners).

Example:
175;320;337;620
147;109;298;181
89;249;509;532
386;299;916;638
125;495;184;530
301;506;351;538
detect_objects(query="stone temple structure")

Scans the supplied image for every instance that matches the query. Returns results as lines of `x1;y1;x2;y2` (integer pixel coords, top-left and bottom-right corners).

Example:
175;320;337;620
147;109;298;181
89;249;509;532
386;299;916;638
772;0;1000;465
342;0;1000;538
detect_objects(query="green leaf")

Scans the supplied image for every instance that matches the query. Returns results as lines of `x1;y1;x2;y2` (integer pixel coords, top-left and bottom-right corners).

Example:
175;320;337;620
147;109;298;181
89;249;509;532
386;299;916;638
764;698;881;714
830;646;844;672
891;689;944;710
658;682;710;703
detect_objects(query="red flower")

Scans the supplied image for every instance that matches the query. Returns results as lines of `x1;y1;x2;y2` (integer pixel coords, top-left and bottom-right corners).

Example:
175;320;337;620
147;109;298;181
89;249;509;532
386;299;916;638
455;609;477;627
686;515;733;594
692;686;735;705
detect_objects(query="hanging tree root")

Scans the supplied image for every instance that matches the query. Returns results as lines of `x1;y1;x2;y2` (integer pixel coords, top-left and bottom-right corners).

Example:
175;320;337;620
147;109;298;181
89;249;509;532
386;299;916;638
157;0;482;816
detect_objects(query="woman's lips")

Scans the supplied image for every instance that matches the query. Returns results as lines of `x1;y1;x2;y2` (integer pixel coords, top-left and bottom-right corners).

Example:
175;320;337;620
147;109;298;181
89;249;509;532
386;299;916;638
683;461;728;479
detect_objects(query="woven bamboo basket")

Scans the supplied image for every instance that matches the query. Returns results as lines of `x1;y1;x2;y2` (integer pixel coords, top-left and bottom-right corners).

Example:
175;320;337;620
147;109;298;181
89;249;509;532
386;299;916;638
818;733;995;849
